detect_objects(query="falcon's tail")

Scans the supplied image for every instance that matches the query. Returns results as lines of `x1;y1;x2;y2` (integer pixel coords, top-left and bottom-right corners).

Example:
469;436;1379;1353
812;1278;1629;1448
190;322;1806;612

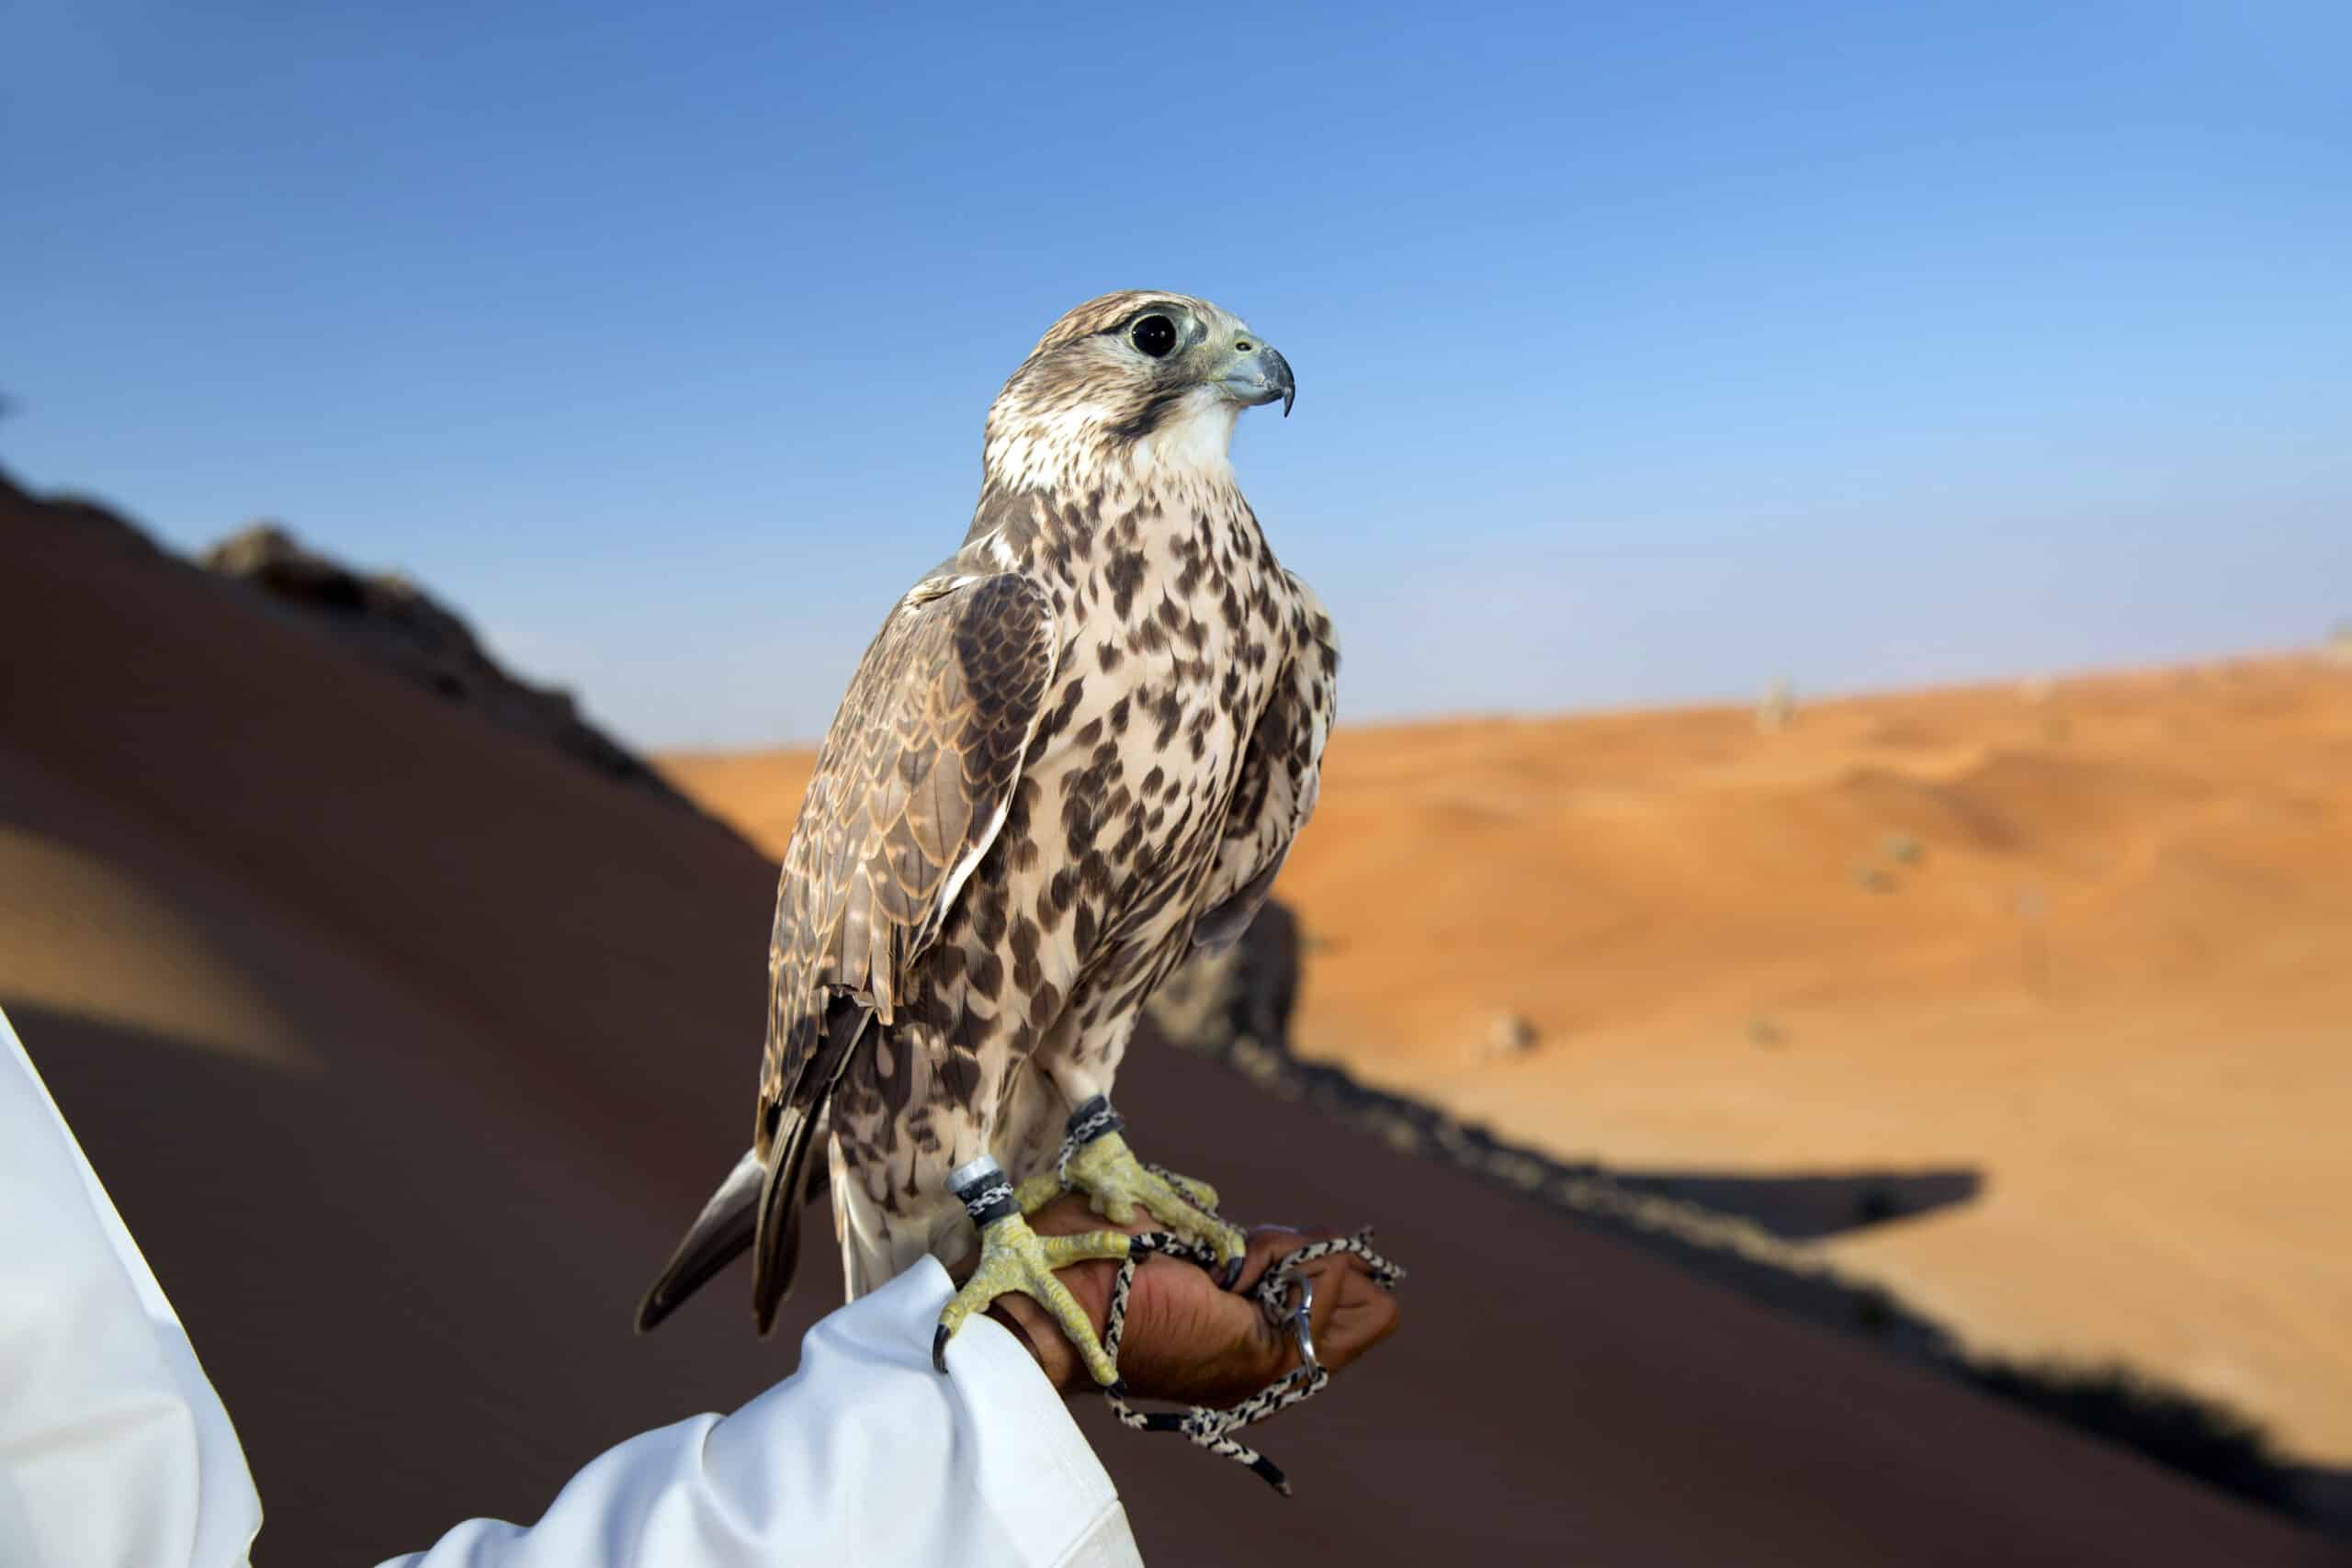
751;999;873;1336
634;1150;763;1334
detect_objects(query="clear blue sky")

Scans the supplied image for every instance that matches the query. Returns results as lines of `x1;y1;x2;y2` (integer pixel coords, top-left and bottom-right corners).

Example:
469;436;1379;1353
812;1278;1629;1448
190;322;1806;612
8;1;2347;748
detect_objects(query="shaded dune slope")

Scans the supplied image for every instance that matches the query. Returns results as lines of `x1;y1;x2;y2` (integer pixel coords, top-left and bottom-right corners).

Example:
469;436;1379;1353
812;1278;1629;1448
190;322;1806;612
2;479;2338;1562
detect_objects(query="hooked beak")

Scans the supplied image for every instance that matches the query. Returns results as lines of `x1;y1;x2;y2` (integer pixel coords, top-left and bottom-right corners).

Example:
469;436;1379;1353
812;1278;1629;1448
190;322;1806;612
1215;342;1295;418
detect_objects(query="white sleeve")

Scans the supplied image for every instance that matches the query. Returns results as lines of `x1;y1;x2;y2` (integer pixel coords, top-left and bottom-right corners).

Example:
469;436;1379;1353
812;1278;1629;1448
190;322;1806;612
0;1002;1137;1568
0;1006;266;1567
374;1259;1141;1568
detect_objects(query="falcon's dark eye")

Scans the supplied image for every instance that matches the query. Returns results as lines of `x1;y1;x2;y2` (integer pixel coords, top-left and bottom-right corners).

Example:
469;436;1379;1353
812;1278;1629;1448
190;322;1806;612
1129;314;1178;359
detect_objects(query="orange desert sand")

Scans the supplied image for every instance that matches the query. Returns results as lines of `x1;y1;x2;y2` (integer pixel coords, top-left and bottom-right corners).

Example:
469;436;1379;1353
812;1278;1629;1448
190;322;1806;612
662;657;2352;1470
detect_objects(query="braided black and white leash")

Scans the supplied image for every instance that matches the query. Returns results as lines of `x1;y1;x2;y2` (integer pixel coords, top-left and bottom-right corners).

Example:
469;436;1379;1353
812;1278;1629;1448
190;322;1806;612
1039;1095;1407;1496
1097;1226;1403;1496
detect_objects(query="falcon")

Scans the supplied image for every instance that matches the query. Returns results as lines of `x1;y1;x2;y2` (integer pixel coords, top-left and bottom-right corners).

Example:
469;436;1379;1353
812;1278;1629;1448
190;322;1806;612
636;291;1335;1383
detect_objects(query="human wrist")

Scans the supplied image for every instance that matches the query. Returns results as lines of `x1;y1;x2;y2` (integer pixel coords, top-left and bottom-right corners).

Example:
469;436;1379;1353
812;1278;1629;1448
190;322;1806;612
982;1301;1056;1382
986;1277;1106;1394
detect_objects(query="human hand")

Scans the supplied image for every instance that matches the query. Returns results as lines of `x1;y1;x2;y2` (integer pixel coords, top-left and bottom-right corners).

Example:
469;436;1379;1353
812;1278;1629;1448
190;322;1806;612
956;1192;1402;1403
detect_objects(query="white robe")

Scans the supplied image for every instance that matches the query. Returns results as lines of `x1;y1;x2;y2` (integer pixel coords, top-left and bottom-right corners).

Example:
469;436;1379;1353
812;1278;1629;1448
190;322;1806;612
0;1004;1140;1567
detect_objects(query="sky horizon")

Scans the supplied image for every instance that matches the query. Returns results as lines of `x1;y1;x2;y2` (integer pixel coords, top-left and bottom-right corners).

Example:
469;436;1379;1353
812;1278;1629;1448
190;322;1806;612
9;1;2347;750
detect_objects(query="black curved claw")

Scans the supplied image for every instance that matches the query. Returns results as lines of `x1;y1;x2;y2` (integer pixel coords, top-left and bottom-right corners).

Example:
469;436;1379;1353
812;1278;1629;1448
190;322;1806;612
1220;1254;1245;1291
933;1324;952;1374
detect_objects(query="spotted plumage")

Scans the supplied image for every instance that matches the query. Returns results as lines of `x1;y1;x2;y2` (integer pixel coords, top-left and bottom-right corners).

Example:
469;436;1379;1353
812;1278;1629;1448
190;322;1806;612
638;291;1335;1337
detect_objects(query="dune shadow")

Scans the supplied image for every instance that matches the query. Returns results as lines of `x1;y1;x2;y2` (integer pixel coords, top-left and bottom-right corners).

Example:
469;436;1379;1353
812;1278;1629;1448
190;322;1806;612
1607;1167;1984;1239
1153;908;2350;1535
1168;1013;2343;1528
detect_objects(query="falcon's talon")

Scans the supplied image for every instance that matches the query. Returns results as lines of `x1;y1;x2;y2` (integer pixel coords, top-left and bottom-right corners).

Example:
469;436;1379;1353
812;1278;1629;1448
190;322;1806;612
1012;1168;1068;1214
1061;1131;1249;1272
937;1212;1132;1385
1152;1166;1221;1213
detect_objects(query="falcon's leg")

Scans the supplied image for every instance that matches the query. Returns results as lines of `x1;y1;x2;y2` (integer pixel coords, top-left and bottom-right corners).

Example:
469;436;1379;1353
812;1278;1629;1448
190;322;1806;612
1012;1096;1250;1280
933;1155;1133;1385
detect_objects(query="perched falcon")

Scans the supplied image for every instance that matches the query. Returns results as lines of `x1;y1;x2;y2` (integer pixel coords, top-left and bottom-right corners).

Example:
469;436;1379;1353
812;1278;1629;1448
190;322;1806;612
637;291;1335;1382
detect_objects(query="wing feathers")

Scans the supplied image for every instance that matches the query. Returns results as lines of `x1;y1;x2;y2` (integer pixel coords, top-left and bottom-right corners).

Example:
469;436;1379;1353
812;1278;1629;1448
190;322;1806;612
751;1000;871;1332
638;571;1059;1333
743;571;1056;1314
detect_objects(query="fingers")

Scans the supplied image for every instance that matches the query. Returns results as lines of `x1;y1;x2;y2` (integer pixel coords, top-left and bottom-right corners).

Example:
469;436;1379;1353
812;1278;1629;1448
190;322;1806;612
1125;1227;1398;1404
1248;1245;1396;1378
1231;1223;1345;1295
1294;1251;1401;1376
1118;1263;1292;1405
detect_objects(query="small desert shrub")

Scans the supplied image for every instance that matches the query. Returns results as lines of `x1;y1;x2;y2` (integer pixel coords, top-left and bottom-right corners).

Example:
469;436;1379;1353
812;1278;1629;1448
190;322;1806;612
1486;1011;1539;1055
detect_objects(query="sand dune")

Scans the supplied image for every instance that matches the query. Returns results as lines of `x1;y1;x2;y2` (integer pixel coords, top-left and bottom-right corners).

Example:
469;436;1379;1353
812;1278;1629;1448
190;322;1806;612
665;662;2352;1486
4;473;2340;1562
1277;669;2352;1469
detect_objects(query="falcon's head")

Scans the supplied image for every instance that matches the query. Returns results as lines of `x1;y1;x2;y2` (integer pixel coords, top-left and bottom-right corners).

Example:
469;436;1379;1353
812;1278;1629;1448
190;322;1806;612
983;291;1294;491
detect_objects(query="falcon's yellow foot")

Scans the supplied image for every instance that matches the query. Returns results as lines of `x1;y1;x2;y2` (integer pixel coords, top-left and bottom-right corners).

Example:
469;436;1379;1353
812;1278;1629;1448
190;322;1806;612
935;1156;1132;1385
1015;1096;1249;1282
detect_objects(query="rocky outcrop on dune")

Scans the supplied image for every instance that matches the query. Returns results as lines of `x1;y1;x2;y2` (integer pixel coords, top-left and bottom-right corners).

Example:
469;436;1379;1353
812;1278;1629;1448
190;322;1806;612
2;466;164;558
200;522;698;816
3;465;706;822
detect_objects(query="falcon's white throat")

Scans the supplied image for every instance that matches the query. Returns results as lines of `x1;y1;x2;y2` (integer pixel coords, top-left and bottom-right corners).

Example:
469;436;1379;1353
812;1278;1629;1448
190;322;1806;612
982;388;1245;497
1131;388;1243;482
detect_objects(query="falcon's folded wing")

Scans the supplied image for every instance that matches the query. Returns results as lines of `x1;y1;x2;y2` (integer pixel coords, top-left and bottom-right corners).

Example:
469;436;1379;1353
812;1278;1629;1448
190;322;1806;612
752;570;1060;1327
635;570;1058;1335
